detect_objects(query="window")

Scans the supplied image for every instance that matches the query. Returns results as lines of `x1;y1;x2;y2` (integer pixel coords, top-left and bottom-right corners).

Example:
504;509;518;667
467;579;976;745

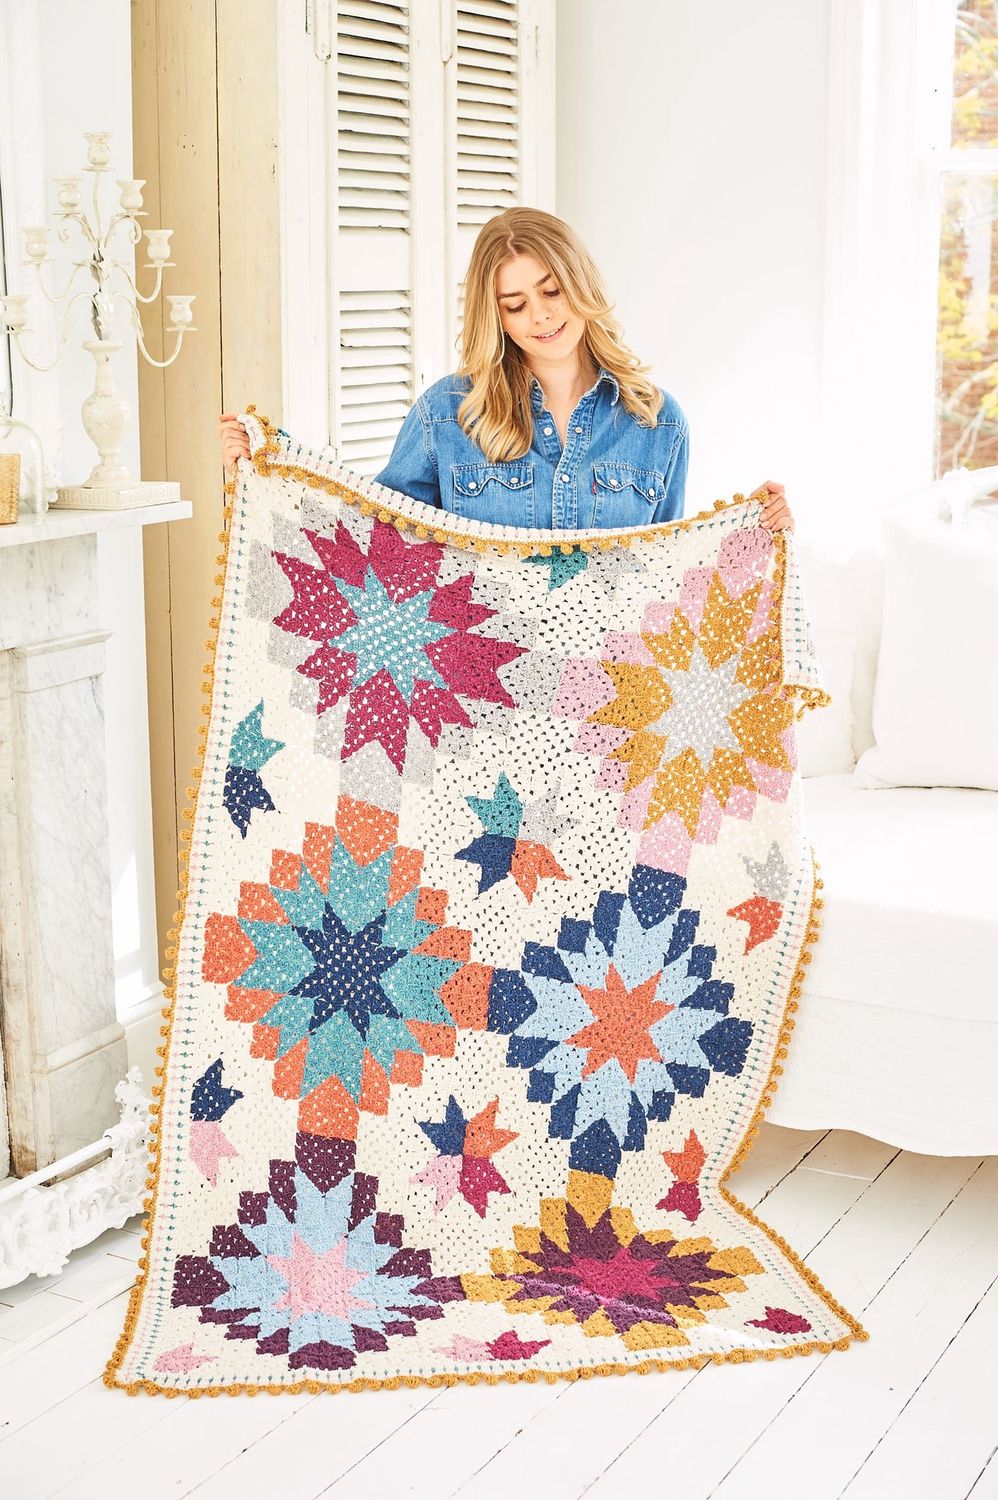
934;1;998;474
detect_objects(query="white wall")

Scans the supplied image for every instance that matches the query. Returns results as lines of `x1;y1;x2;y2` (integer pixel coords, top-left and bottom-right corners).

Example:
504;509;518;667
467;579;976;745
36;0;163;1033
555;0;833;525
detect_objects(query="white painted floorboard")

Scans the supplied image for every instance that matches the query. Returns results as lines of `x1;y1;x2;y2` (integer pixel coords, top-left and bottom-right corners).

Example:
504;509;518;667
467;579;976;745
969;1450;998;1499
0;1125;993;1500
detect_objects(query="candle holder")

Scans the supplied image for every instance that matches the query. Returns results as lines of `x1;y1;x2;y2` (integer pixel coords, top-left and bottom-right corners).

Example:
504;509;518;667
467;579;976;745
0;129;197;509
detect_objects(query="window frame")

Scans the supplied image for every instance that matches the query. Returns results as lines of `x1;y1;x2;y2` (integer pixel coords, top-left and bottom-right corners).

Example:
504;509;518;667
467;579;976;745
931;5;998;474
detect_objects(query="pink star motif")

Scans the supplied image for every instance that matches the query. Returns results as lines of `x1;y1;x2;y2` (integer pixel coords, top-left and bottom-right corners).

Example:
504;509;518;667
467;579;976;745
435;1332;494;1361
434;1330;551;1362
271;520;525;770
571;1244;670;1303
267;1234;374;1322
153;1342;217;1373
188;1119;239;1186
411;1153;464;1213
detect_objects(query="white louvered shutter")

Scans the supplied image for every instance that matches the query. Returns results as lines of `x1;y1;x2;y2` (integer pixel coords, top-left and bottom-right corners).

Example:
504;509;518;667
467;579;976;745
447;0;522;351
330;1;415;470
317;0;553;470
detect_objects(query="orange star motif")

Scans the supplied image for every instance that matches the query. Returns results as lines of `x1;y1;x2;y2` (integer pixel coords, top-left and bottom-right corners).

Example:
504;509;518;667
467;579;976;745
510;840;568;902
662;1128;707;1184
570;966;673;1083
464;1098;519;1159
727;893;782;952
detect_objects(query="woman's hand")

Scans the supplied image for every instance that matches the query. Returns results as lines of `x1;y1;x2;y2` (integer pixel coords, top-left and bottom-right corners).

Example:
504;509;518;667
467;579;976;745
753;480;795;533
219;412;251;472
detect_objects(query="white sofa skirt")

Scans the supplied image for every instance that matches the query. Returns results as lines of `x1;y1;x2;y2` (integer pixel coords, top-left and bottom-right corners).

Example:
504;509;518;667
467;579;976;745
768;774;998;1156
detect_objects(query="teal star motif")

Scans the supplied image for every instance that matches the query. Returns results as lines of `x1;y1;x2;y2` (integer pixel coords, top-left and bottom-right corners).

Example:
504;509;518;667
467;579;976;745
466;773;524;838
229;701;284;771
335;572;451;696
526;547;590;590
224;701;285;837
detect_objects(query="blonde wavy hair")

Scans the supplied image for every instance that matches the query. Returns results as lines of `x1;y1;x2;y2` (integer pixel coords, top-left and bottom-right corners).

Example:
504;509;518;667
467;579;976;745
454;206;663;463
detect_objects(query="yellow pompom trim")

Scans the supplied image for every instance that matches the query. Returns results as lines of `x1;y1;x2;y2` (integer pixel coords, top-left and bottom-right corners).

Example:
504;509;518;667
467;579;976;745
216;410;767;556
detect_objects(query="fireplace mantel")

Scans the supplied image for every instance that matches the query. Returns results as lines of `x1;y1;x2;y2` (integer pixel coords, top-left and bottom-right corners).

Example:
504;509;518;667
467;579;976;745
0;499;191;550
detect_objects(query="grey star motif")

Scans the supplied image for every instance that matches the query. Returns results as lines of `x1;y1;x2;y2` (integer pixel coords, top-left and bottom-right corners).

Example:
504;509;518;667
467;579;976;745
742;842;791;902
520;785;576;848
649;646;753;767
586;546;645;593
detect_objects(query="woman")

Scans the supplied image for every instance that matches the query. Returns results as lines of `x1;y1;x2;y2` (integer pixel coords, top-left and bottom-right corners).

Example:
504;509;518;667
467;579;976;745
220;206;794;535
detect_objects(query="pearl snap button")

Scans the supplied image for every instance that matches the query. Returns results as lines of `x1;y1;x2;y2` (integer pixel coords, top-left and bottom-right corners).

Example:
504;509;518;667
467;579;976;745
544;427;553;436
468;480;478;488
560;474;570;482
648;487;654;497
511;477;519;485
574;425;582;433
611;479;620;488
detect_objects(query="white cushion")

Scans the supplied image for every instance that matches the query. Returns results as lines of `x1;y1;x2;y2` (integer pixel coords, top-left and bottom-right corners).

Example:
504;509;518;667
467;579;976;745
801;773;998;1021
844;545;883;761
796;625;854;775
854;480;998;791
794;536;883;776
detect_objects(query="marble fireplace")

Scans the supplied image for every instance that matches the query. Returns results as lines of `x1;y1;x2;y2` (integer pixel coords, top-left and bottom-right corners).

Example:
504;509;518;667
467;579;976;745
0;499;190;1284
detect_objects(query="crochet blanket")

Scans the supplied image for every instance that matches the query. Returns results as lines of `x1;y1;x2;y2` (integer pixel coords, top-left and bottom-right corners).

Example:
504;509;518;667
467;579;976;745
105;407;865;1398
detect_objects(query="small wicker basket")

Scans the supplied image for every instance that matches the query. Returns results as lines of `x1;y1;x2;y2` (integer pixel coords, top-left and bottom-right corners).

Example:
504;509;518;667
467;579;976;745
0;452;20;524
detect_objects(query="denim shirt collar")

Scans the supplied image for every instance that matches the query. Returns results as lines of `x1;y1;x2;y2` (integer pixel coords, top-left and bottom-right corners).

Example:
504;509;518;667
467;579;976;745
528;364;620;412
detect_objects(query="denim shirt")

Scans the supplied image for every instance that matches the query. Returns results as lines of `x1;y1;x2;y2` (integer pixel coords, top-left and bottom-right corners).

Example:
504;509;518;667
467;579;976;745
372;365;689;530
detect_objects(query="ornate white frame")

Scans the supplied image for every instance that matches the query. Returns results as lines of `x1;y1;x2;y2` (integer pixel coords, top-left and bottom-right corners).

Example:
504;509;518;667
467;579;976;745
0;1069;149;1291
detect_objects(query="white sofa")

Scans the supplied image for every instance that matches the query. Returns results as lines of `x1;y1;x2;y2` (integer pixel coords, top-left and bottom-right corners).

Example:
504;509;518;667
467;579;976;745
768;474;998;1156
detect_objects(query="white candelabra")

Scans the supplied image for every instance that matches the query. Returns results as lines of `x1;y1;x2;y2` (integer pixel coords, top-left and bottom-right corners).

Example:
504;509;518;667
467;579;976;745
0;129;196;509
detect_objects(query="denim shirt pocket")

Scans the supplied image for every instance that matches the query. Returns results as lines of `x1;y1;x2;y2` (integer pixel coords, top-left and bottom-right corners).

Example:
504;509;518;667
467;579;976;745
590;460;669;528
451;460;536;526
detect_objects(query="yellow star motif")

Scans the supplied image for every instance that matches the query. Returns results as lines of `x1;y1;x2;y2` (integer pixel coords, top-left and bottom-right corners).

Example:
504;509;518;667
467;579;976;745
590;572;793;835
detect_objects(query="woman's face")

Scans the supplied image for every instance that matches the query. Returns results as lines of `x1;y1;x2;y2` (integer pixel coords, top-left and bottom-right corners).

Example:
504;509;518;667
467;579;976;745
495;251;587;370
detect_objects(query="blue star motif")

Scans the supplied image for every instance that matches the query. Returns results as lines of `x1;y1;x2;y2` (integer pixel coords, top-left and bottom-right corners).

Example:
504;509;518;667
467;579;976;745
486;865;754;1178
419;1095;470;1156
190;1058;244;1122
292;908;404;1036
224;700;284;837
